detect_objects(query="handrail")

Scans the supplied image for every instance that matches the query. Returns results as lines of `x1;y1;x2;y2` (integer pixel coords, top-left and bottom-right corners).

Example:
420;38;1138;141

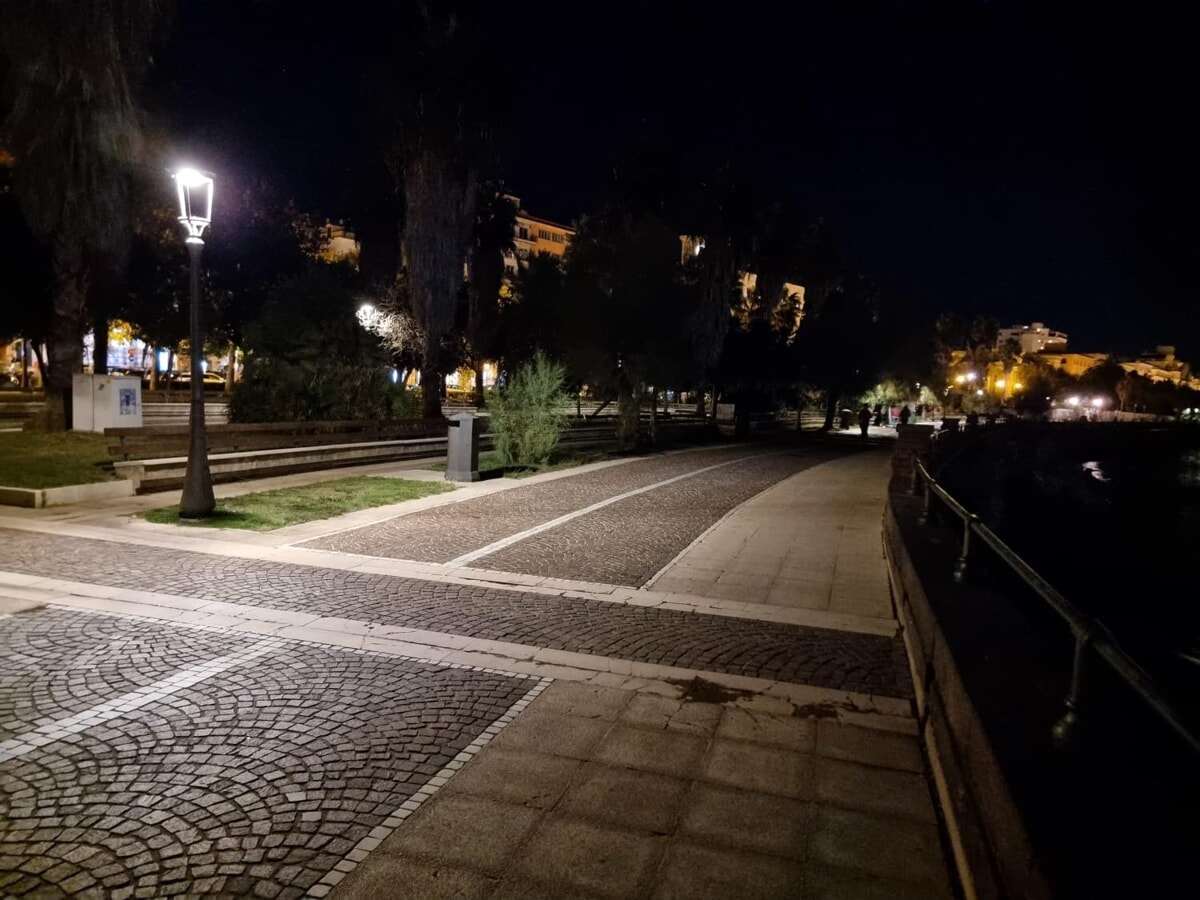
912;458;1200;755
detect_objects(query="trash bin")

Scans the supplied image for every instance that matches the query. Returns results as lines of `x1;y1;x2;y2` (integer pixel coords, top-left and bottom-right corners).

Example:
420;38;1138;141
446;413;480;482
839;408;853;430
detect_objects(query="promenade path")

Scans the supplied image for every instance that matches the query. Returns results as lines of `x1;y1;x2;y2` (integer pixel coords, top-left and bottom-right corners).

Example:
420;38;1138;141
0;439;952;898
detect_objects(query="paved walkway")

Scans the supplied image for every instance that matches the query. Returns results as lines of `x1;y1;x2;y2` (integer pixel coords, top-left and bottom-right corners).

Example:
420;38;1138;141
0;439;952;898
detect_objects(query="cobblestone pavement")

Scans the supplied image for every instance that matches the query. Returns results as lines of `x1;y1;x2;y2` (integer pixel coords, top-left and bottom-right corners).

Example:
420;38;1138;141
0;608;535;898
0;530;909;697
0;613;257;742
299;445;852;567
477;452;840;585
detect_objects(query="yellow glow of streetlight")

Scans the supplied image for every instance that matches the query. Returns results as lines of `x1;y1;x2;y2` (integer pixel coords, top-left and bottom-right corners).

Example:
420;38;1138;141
995;379;1006;389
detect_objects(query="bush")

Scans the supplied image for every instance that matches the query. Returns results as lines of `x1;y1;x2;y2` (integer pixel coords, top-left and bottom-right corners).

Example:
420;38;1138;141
229;359;419;422
489;352;569;467
228;268;421;423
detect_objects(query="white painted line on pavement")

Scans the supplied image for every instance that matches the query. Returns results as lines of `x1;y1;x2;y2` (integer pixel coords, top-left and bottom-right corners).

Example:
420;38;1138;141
0;638;278;765
446;450;787;567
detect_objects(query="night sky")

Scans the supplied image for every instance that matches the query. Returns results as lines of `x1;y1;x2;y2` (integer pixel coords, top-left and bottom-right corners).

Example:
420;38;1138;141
155;1;1198;357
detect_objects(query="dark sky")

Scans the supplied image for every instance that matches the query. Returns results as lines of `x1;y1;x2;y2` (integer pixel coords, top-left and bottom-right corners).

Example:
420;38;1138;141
156;1;1199;357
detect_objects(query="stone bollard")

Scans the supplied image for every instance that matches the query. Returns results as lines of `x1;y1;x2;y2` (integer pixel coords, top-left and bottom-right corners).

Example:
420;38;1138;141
892;423;935;490
445;413;480;482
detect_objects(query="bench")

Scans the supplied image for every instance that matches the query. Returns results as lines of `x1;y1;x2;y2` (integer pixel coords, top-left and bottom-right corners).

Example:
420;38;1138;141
106;419;454;493
104;417;711;495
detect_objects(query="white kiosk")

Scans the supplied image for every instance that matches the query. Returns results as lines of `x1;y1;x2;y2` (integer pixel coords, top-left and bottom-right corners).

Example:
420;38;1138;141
72;374;144;432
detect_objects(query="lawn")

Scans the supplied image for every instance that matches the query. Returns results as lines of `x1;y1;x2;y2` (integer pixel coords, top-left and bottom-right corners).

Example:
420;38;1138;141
143;476;454;531
0;431;116;488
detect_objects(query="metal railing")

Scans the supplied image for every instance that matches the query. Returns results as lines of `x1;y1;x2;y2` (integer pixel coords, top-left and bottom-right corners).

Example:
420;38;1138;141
911;458;1200;756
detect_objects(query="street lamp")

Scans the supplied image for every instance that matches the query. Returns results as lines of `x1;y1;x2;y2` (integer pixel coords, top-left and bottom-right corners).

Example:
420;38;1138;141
173;167;215;519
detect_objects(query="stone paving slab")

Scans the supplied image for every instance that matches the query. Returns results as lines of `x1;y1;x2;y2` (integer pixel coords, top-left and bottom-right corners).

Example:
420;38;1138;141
298;446;842;564
475;451;846;586
333;681;952;900
0;608;534;898
0;529;911;697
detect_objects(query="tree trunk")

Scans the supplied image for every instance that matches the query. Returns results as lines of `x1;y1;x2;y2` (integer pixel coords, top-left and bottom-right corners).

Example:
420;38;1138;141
616;379;639;450
695;389;706;420
226;343;236;392
421;362;442;419
821;387;839;432
474;364;485;407
43;256;89;430
649;388;658;446
21;340;31;391
92;309;109;375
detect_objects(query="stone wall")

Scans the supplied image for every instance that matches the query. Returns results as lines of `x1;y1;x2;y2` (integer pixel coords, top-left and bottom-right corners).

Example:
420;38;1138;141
883;493;1051;900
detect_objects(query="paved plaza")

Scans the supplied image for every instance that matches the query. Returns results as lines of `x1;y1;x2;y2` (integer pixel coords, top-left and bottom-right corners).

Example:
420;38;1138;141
0;440;954;898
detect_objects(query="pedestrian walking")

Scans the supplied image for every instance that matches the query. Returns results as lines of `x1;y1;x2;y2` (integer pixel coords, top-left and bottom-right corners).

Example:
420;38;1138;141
899;404;912;426
858;404;871;437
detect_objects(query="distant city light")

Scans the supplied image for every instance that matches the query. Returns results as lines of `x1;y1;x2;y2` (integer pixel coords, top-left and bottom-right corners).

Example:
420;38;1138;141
1014;382;1023;390
390;368;399;384
1067;396;1080;406
954;374;966;384
995;379;1006;389
966;372;977;382
976;389;984;396
1091;397;1104;408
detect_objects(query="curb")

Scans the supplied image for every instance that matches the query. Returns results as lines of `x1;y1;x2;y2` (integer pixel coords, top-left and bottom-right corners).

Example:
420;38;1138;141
0;480;135;509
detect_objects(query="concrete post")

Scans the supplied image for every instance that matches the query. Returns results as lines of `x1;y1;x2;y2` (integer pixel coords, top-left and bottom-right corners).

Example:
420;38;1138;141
446;413;480;482
891;423;935;490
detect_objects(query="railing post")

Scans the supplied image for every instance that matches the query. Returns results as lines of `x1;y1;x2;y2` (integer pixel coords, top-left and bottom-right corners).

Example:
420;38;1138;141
953;514;978;583
1052;631;1090;750
917;474;932;525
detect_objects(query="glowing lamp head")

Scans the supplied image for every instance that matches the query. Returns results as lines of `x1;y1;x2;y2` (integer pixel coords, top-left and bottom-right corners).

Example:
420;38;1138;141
173;168;214;241
966;372;977;382
1068;396;1080;407
954;374;966;384
995;379;1006;389
1091;397;1104;408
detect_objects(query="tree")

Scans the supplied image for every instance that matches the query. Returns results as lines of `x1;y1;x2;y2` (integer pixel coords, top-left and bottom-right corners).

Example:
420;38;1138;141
0;159;52;384
1;0;167;428
230;268;407;422
562;208;692;447
793;271;883;430
497;253;567;371
466;189;516;402
382;6;505;420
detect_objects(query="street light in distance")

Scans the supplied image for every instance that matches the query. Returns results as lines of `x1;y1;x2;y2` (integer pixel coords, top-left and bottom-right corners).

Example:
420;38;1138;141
173;167;216;519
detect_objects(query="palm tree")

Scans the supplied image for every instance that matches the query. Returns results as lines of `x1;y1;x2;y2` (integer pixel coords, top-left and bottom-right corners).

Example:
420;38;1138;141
1;0;167;428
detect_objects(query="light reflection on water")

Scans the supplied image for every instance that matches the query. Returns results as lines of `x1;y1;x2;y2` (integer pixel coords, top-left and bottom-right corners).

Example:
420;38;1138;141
1081;460;1109;482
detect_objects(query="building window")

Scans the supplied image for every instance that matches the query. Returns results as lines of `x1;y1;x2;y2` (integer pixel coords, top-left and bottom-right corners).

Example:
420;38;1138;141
538;228;551;240
518;226;529;240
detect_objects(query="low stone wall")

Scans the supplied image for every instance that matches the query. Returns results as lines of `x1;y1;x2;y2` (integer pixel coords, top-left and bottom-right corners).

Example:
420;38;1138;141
883;492;1050;900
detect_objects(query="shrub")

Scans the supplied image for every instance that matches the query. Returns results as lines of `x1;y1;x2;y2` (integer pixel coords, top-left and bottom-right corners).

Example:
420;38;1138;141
228;269;421;423
229;359;419;422
489;352;569;467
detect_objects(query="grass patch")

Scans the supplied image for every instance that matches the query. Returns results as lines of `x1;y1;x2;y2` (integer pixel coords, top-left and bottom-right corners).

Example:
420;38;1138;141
431;449;606;479
0;431;116;488
142;476;453;531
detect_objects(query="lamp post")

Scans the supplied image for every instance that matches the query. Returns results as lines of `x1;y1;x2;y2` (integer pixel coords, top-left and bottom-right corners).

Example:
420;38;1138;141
174;168;215;519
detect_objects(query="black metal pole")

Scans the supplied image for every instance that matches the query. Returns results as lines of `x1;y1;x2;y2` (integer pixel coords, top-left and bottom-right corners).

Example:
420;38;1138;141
179;237;214;519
